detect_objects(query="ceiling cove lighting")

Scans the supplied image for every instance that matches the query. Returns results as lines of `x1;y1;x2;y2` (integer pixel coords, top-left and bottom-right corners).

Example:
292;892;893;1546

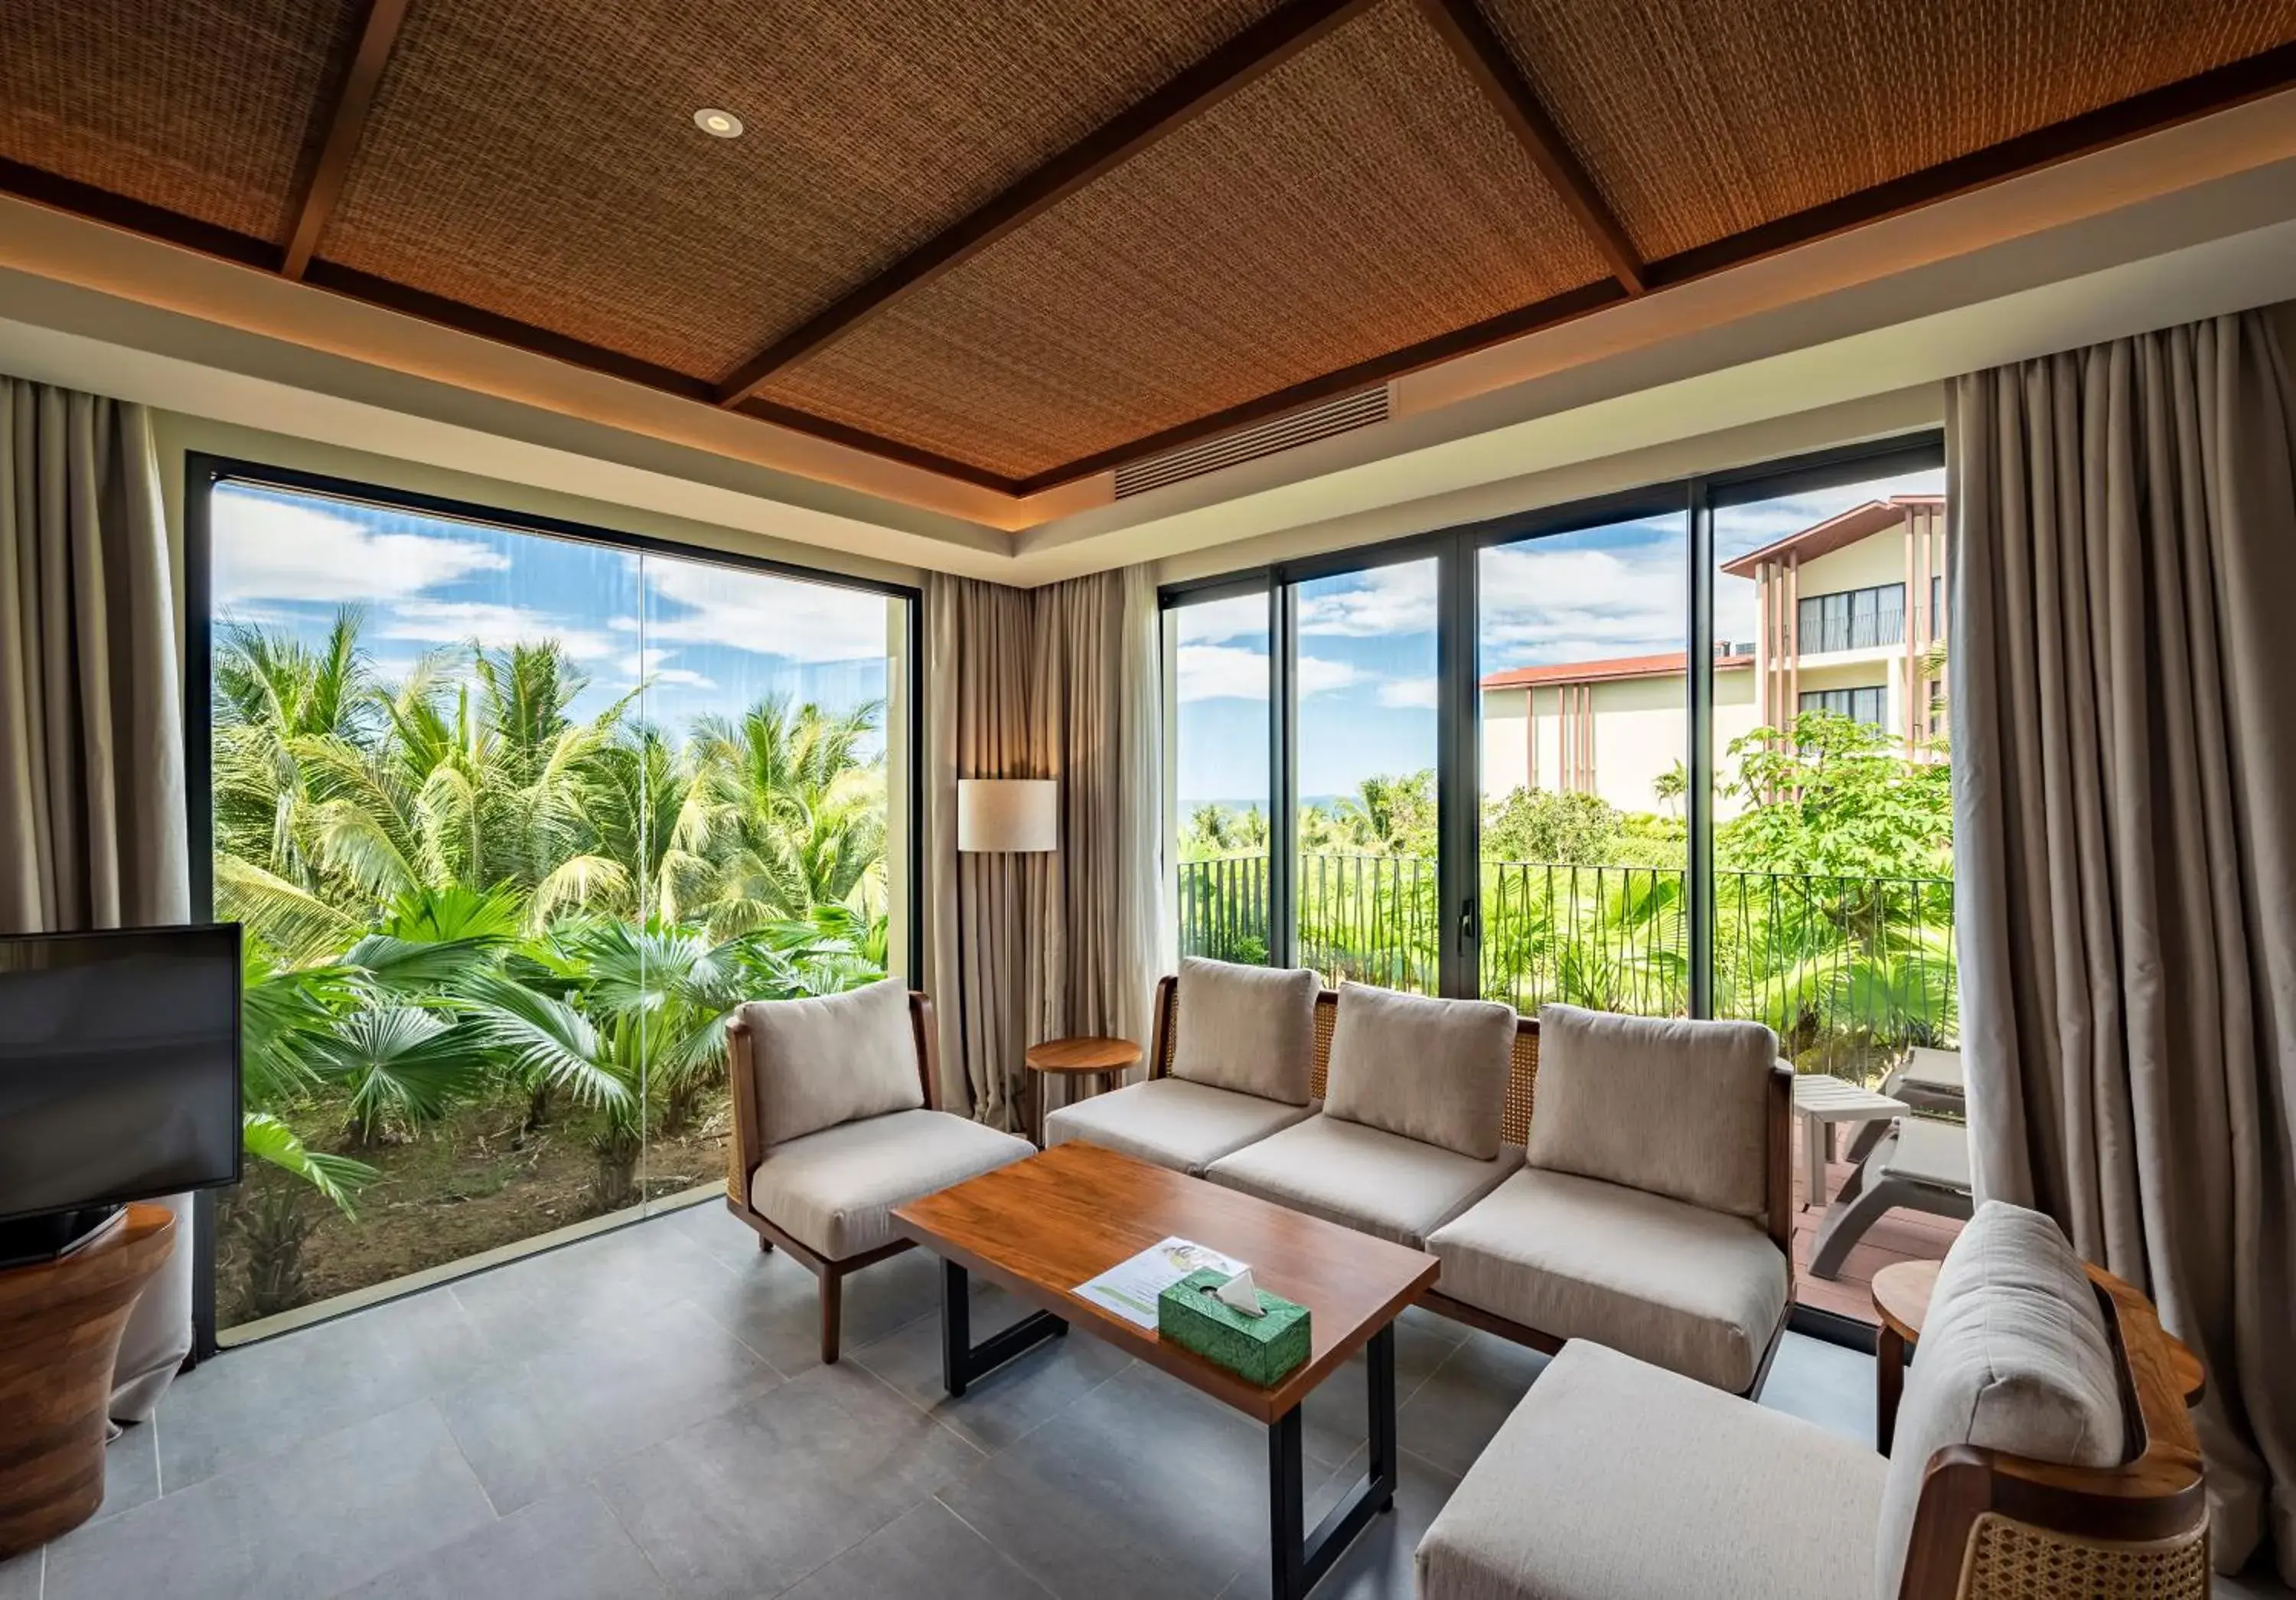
693;108;744;139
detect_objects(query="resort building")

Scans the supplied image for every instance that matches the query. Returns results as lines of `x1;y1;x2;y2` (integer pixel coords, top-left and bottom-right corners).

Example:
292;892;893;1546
1479;495;1949;815
1727;494;1951;752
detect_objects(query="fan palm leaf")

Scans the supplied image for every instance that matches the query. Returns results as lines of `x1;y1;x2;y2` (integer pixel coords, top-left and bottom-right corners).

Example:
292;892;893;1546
241;1112;377;1216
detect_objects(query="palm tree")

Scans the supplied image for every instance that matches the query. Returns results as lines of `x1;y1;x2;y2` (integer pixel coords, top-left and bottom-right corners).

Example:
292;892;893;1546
683;698;887;936
1653;761;1688;816
211;608;379;892
207;616;897;1237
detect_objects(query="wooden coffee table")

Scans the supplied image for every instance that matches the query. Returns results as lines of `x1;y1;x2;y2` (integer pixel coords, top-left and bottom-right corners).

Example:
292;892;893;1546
894;1141;1440;1600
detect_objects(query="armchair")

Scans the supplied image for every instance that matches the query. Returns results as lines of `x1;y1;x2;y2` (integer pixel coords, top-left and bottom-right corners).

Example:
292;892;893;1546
723;978;1032;1363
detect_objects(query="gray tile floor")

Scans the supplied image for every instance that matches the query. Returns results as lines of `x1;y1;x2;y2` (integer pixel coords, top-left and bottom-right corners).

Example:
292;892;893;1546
3;1200;2288;1600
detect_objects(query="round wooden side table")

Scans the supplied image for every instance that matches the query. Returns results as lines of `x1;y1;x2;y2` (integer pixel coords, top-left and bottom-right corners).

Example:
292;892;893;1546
1870;1259;1939;1455
0;1203;178;1556
1023;1036;1142;1147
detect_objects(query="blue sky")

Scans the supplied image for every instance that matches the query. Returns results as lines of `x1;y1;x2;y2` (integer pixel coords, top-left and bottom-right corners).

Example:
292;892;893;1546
1174;467;1945;806
210;483;899;746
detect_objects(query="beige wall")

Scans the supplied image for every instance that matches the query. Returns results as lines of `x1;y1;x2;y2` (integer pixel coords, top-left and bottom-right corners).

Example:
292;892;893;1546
1793;534;1912;599
1481;665;1759;818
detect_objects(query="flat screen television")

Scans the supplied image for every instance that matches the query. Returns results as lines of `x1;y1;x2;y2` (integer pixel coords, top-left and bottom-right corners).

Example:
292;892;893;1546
0;923;243;1259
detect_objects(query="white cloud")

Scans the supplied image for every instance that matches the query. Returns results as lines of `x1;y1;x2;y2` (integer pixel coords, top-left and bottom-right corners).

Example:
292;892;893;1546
641;561;892;664
1479;540;1684;667
1175;645;1356;702
213;492;507;604
1296;565;1437;637
376;600;624;664
1376;677;1438;709
1174;593;1267;646
621;648;715;689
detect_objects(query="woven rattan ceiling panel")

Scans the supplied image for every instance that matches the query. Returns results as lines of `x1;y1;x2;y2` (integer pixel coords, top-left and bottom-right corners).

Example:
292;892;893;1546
1482;0;2296;263
0;0;360;245
755;0;1610;480
317;0;1283;381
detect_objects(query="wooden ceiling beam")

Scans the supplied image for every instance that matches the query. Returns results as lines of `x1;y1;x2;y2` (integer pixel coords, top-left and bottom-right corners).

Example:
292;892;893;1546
282;0;413;279
1411;0;1644;294
713;0;1383;407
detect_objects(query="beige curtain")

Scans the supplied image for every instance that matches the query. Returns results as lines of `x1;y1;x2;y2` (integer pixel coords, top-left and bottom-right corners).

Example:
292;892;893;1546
1948;311;2296;1581
0;379;192;1422
924;566;1161;1127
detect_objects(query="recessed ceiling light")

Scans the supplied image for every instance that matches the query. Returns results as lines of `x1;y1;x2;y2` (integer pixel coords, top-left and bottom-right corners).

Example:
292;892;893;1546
693;108;743;139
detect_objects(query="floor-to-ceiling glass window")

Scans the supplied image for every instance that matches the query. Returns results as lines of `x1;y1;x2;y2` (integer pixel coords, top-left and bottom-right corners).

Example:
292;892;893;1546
1291;558;1441;993
200;463;912;1337
1707;463;1954;1066
1477;510;1689;1016
1709;454;1956;1318
1166;589;1273;964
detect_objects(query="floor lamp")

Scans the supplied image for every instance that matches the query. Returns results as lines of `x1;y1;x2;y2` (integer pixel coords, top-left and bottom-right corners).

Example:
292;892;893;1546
956;779;1058;1134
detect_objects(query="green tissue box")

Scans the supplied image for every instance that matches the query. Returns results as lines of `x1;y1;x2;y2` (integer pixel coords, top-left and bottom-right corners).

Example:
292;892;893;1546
1156;1269;1310;1386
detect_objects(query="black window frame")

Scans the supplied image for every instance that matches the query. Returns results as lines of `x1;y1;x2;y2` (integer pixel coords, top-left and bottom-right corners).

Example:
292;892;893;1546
1796;580;1908;653
184;452;925;1357
1158;429;1944;1014
1799;684;1888;728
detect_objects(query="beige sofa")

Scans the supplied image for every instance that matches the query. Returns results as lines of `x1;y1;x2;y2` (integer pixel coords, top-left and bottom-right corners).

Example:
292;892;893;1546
1417;1200;2210;1600
1045;958;1795;1396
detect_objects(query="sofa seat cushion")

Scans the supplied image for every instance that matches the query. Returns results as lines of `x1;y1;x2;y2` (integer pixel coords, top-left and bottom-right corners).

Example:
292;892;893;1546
1419;1340;1885;1600
1427;1168;1789;1393
750;1109;1033;1259
1042;1077;1316;1175
1203;1114;1521;1246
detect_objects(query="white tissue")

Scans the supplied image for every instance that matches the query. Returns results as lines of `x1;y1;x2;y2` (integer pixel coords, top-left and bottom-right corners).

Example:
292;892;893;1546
1216;1268;1266;1318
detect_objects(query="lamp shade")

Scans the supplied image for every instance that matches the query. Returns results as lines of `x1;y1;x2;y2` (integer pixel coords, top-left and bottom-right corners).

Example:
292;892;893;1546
957;779;1058;853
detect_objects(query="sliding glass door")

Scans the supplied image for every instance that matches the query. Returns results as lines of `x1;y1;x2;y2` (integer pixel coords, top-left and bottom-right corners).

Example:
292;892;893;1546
1160;435;1948;1030
196;459;914;1338
1291;558;1441;994
1476;510;1689;1015
1168;589;1274;964
1707;462;1955;1068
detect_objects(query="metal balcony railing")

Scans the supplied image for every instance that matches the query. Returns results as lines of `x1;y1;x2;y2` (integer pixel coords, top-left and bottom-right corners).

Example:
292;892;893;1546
1176;854;1957;1050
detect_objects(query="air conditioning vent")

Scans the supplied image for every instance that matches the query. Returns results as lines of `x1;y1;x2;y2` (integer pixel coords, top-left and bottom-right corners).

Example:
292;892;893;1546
1114;387;1390;498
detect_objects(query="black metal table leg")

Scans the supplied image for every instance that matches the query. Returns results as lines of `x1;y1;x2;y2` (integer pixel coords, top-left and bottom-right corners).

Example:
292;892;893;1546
938;1257;1066;1397
1268;1321;1397;1599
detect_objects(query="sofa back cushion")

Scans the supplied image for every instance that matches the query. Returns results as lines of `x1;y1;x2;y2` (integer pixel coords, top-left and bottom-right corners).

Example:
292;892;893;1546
1323;982;1516;1160
738;977;923;1147
1170;958;1320;1105
1525;1004;1776;1220
1874;1201;2124;1600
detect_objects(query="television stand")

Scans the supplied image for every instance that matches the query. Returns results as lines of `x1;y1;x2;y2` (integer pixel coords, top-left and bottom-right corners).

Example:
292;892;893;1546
0;1202;176;1556
0;1203;124;1270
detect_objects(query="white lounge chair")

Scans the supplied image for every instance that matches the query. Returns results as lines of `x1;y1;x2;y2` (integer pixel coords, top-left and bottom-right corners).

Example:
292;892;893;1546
1808;1114;1973;1279
1846;1047;1964;1165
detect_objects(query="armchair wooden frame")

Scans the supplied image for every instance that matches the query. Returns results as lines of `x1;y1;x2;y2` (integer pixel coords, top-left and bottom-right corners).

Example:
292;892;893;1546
722;991;941;1364
1893;1263;2210;1600
1143;975;1795;1398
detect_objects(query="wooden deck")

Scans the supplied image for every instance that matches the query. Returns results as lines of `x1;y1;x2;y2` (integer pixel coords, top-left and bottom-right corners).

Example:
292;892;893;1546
1790;1118;1964;1325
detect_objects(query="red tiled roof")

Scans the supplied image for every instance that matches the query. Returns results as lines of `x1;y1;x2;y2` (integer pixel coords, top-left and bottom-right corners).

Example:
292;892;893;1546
1717;495;1944;577
1481;649;1752;690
